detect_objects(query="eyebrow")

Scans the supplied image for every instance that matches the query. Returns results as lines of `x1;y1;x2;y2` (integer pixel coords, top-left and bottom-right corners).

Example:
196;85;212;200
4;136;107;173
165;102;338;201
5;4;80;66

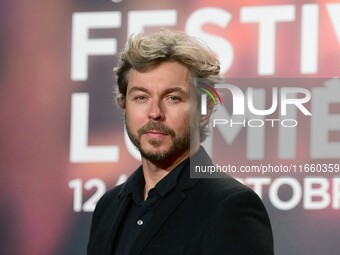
127;86;150;95
128;86;188;96
162;87;188;95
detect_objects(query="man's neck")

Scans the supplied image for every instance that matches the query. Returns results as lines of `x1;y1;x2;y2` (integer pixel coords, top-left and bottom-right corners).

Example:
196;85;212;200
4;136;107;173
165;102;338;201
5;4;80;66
141;144;200;198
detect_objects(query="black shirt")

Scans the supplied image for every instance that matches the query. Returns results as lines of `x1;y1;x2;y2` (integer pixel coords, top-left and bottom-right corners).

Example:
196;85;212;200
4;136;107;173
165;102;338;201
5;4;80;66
113;158;188;255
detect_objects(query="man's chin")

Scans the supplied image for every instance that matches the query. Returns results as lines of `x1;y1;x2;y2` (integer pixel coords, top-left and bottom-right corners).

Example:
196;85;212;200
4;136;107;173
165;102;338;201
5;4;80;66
141;135;169;146
140;144;170;154
136;134;191;162
139;144;175;162
140;151;169;162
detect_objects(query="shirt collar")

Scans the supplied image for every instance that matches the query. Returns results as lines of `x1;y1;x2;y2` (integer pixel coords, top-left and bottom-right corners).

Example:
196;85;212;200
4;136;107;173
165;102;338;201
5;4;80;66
118;151;193;201
118;165;144;202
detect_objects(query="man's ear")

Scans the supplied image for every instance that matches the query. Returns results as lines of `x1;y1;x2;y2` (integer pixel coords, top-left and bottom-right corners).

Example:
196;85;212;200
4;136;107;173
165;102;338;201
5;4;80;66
116;97;126;109
199;99;214;128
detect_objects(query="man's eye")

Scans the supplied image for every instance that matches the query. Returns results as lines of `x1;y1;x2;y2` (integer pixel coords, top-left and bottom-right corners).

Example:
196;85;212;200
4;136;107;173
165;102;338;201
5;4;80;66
134;95;147;101
168;96;181;102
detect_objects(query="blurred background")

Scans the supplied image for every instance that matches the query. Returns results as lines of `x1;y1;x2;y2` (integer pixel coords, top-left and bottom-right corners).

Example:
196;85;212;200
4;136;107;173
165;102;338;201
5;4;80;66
1;0;339;254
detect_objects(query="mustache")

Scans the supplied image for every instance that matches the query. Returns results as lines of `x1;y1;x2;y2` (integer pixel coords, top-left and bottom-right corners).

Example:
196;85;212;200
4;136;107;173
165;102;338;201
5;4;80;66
138;122;175;138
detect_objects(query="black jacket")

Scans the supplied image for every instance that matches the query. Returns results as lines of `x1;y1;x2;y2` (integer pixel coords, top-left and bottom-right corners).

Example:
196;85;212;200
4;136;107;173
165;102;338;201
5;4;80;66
88;148;274;255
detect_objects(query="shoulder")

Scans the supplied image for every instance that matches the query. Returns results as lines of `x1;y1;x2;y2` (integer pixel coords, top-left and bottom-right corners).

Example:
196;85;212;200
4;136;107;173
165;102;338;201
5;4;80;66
92;183;124;215
196;177;270;223
195;177;274;254
101;183;124;200
189;147;262;205
98;183;124;203
184;175;270;221
195;176;257;204
200;177;268;216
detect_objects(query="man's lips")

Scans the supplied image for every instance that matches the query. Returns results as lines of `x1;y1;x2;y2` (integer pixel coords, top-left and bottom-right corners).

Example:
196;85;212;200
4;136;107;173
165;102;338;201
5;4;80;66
143;130;168;136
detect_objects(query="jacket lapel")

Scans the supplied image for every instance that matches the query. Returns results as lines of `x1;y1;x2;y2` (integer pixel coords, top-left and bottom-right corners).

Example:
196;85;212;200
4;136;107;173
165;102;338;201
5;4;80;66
106;195;131;254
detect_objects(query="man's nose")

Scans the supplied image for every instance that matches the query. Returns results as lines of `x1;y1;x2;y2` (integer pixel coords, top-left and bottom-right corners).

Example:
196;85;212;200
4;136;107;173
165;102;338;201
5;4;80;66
148;100;165;121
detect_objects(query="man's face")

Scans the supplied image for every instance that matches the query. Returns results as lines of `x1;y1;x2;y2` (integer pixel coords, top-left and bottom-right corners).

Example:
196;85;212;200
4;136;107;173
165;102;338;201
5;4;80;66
124;61;198;162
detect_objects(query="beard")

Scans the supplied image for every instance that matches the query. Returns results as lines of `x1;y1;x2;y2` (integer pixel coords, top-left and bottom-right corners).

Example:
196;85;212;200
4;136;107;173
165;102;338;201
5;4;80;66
126;120;192;162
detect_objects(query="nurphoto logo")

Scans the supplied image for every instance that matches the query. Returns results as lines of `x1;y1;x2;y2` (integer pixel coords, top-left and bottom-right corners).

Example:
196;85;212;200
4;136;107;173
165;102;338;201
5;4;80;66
197;78;312;128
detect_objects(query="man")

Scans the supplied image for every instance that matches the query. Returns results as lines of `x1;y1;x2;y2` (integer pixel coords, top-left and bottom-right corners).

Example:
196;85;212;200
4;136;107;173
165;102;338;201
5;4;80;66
88;30;274;255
